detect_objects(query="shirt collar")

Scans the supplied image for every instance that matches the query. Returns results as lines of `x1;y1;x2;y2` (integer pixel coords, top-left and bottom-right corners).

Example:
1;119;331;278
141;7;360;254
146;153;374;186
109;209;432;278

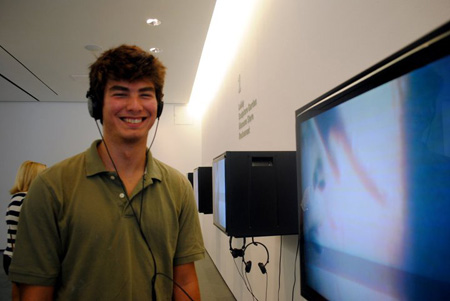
85;139;162;183
85;140;106;176
145;149;162;183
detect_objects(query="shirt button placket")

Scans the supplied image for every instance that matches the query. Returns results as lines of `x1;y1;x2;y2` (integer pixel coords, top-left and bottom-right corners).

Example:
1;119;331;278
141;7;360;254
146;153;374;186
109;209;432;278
109;175;125;200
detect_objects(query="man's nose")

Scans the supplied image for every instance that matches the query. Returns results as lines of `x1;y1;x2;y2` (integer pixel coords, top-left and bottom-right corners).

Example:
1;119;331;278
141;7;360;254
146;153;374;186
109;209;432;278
126;94;142;111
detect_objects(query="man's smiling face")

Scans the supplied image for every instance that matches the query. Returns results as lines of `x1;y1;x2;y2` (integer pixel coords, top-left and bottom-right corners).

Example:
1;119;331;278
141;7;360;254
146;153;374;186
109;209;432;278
102;78;158;144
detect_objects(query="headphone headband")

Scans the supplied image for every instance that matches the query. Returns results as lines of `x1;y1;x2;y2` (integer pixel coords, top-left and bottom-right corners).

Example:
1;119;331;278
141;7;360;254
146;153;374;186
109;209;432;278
242;241;270;274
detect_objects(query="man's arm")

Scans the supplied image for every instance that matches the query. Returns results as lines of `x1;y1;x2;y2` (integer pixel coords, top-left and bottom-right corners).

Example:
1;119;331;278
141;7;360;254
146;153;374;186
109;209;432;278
173;262;201;301
17;283;54;301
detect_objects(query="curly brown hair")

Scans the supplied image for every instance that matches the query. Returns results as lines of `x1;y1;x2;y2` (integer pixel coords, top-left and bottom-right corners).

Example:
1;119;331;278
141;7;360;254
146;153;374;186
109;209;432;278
87;45;166;110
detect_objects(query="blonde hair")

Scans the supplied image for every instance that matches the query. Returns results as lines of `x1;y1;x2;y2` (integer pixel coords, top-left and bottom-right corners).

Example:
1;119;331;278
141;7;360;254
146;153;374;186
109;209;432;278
9;160;47;194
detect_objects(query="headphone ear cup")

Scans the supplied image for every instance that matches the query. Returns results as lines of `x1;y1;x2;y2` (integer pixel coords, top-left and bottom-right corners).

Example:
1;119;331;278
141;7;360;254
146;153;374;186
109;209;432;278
87;92;102;120
231;249;238;258
258;262;267;274
87;97;96;119
157;101;164;118
245;260;252;273
231;248;244;258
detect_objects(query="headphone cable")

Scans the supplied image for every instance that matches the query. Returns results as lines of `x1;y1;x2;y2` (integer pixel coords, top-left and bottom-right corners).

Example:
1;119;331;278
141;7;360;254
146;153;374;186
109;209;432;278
148;117;160;150
94;120;194;301
95;121;158;294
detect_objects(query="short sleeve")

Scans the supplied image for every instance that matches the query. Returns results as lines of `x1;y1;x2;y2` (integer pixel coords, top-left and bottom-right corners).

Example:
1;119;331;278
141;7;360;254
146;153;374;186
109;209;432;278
173;177;205;265
8;175;62;286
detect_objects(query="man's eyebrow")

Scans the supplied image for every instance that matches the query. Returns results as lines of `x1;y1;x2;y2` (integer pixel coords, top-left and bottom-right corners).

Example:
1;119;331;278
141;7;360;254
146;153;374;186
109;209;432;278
107;86;155;92
109;85;129;92
139;87;156;92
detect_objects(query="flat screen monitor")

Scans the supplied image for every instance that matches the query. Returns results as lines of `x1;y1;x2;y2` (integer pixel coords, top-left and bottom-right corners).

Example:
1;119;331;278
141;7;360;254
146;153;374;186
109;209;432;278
187;172;193;187
213;151;298;237
295;21;450;300
193;167;213;214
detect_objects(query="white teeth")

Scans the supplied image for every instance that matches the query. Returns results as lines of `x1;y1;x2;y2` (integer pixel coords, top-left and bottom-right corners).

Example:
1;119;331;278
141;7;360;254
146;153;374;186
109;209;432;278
123;118;142;124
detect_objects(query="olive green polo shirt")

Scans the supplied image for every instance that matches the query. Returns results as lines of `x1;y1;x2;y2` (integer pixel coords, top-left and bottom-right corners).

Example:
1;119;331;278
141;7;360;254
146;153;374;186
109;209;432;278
9;140;205;300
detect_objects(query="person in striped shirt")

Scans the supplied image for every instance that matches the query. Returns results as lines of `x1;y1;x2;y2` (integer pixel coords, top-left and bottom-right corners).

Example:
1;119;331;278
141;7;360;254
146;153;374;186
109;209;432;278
4;160;46;300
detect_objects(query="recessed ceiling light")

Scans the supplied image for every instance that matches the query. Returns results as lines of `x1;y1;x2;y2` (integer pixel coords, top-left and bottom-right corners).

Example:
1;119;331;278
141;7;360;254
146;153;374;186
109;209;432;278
146;18;161;26
149;47;162;53
84;44;103;52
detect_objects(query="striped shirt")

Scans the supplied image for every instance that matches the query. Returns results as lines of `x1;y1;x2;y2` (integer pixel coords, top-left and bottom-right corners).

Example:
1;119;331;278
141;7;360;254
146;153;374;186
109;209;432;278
4;192;26;258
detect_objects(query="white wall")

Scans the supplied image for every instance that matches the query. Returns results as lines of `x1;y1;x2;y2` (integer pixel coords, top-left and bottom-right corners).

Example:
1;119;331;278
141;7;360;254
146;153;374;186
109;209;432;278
200;0;450;300
0;101;201;249
149;104;202;174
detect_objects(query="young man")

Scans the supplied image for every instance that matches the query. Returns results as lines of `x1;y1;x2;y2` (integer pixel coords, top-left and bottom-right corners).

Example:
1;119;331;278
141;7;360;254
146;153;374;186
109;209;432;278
9;45;205;300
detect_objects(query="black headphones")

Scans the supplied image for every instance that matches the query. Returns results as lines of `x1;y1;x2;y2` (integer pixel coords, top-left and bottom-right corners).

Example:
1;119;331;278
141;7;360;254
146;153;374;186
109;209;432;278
242;241;270;274
229;236;246;259
86;90;164;121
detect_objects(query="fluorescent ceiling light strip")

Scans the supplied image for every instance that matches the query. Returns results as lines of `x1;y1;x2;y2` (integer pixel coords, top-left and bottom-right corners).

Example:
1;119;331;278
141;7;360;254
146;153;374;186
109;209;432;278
187;0;259;119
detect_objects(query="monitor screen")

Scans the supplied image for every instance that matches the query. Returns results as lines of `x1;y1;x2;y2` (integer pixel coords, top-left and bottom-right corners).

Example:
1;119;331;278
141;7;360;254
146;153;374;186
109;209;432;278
296;22;450;300
193;169;200;210
213;156;226;232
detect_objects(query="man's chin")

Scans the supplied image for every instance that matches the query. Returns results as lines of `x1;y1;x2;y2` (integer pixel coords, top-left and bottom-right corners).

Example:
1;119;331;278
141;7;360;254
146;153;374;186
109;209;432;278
120;134;147;145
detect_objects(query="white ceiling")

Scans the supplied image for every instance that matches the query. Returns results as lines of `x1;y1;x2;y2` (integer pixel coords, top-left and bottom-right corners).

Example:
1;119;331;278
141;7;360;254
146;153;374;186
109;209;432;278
0;0;216;104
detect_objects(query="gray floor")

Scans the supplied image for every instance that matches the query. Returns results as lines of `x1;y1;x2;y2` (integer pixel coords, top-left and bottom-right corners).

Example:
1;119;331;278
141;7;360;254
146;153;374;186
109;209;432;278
0;251;235;300
196;252;236;301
